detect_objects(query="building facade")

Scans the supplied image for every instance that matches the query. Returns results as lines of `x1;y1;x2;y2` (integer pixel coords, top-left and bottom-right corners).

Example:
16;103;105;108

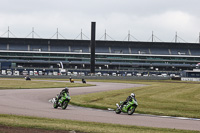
0;37;200;76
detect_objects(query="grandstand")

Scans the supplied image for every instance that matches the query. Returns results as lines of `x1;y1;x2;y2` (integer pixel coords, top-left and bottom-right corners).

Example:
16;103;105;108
0;37;200;76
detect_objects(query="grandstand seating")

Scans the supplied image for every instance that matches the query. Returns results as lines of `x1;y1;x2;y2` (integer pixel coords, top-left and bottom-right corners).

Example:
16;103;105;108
150;48;170;55
71;45;89;53
1;40;200;57
30;44;48;51
50;44;69;52
110;46;129;54
0;44;7;50
130;47;150;54
10;44;27;51
96;46;109;53
190;49;200;56
170;48;189;55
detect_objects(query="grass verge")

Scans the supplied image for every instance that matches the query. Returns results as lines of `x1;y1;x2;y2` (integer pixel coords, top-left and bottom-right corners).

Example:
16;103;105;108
0;78;94;89
71;80;200;118
0;114;198;133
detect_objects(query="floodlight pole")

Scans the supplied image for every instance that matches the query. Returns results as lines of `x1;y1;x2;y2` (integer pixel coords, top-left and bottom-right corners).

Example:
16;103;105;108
57;28;59;39
32;27;34;38
104;29;106;40
81;29;83;40
8;27;9;38
199;32;200;43
175;32;177;43
128;30;130;41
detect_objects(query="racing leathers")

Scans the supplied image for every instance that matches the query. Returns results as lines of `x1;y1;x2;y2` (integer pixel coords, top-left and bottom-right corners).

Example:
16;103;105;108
120;96;137;110
56;88;69;104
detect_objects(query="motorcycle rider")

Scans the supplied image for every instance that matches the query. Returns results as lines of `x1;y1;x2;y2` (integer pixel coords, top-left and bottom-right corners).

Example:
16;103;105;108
56;87;69;104
120;93;136;110
82;78;86;83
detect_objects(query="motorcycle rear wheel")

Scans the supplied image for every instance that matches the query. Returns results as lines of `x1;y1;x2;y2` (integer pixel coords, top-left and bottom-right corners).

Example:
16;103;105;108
62;101;69;109
128;107;135;115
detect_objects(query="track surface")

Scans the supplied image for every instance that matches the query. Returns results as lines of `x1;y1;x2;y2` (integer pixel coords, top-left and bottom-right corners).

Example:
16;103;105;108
0;81;199;131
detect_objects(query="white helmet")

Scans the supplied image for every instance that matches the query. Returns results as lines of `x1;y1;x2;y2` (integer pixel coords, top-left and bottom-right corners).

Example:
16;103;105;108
131;93;135;98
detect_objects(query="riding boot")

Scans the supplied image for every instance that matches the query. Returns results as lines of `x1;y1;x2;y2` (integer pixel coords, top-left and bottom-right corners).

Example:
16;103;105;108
56;95;61;104
120;103;125;110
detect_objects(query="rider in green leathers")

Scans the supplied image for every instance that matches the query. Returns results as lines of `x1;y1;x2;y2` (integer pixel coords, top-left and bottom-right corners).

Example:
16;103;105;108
56;87;69;104
120;93;136;110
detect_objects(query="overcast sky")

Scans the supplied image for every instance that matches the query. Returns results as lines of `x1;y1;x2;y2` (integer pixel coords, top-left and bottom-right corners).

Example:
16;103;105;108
0;0;200;43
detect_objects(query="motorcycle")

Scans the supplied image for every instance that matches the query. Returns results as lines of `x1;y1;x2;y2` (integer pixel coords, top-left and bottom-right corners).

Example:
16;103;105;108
52;93;71;109
115;98;138;115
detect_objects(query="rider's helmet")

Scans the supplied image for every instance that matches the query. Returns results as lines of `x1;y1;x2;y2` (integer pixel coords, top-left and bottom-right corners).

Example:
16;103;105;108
130;93;135;98
64;87;69;93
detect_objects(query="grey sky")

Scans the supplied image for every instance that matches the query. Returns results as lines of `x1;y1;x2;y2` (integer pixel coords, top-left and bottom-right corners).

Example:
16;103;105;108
0;0;200;43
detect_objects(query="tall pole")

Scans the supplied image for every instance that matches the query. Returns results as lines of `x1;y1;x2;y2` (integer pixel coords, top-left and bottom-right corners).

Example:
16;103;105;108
104;29;106;40
81;29;83;40
128;30;130;41
8;26;9;38
57;28;59;39
152;31;154;42
199;32;200;43
175;32;177;43
90;22;96;74
32;27;34;38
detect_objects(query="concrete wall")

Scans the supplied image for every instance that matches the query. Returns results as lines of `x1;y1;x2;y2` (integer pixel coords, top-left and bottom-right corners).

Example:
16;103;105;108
181;77;200;82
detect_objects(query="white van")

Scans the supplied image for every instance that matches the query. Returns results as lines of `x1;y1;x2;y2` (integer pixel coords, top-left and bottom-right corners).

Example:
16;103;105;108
48;72;53;75
72;72;78;76
103;73;109;76
161;73;168;77
127;73;132;76
1;70;6;75
29;71;34;76
112;73;117;76
79;72;85;76
22;71;28;75
53;71;58;75
7;70;12;76
96;72;102;76
14;71;19;76
38;71;43;75
136;73;142;76
67;72;72;76
60;69;66;75
34;71;38;76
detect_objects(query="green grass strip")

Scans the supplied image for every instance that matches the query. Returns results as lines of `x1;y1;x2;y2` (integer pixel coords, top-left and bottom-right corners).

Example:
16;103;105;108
0;79;93;89
0;114;198;133
71;80;200;118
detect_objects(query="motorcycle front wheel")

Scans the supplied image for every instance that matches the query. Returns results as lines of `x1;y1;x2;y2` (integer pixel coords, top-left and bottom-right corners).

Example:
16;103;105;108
127;107;135;115
115;108;121;114
53;102;58;109
61;101;69;109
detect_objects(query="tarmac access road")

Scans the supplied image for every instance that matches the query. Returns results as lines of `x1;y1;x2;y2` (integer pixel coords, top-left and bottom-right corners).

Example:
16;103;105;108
0;81;199;131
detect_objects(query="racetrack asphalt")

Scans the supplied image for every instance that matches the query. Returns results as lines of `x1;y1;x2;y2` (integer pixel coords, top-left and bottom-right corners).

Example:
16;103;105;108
0;80;199;131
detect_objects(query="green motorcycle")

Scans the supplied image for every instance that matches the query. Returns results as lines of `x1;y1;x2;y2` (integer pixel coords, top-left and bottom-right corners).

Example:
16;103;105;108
53;93;71;109
115;98;138;115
